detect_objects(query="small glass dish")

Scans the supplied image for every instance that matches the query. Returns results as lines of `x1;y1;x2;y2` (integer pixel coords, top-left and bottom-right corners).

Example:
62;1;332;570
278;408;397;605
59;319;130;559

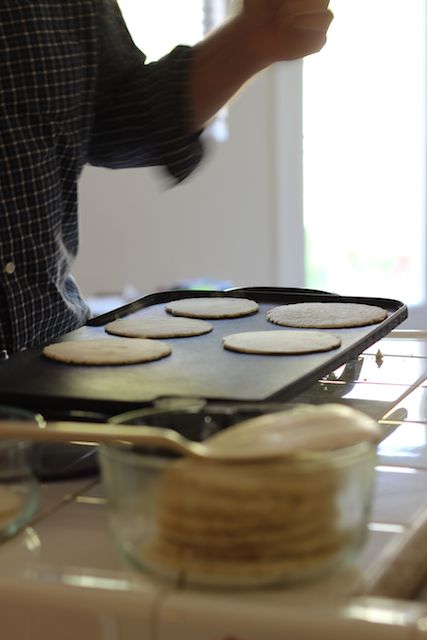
99;404;377;589
0;406;41;540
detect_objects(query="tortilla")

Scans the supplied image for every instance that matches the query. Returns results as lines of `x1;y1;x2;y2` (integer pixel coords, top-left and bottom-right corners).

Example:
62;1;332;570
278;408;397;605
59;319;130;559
165;297;259;319
223;330;341;355
140;457;351;586
42;337;171;365
267;302;388;329
105;316;213;339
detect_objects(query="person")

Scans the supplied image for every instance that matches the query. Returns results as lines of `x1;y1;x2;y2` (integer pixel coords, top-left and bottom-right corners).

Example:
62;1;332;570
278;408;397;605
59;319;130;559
0;0;333;356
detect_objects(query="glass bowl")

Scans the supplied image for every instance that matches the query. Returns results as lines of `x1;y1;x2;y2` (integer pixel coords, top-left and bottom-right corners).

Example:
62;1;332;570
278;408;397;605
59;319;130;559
99;404;377;589
0;405;41;540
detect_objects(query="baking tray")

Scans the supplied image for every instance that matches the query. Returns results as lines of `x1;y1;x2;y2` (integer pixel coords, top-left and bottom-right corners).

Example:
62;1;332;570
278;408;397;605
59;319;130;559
0;287;407;415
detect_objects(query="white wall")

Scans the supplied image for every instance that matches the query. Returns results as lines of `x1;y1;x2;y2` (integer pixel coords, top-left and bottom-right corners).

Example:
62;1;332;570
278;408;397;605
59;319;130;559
74;69;281;297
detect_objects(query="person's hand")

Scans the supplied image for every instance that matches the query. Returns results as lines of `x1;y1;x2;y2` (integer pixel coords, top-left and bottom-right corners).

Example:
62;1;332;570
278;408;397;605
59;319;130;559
190;0;333;130
238;0;334;66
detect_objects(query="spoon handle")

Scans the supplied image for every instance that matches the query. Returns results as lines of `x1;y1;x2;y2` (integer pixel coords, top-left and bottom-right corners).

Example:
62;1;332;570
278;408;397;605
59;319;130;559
0;419;202;458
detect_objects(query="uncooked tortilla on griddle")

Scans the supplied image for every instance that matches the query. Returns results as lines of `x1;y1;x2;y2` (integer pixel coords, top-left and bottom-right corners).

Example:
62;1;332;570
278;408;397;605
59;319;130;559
267;302;388;329
42;337;172;365
105;316;213;339
165;297;259;319
223;330;341;355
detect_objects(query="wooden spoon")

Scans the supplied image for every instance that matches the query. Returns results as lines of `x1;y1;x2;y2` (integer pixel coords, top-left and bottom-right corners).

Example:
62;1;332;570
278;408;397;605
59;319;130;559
0;404;381;463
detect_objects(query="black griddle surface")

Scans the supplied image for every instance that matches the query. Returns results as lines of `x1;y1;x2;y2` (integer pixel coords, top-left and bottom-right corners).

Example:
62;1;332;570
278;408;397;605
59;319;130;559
0;288;407;414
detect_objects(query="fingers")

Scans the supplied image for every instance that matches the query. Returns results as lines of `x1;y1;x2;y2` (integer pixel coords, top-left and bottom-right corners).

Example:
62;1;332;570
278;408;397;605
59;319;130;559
240;0;333;62
286;11;334;33
276;1;333;33
281;0;331;14
292;29;328;56
275;0;333;60
243;0;330;22
279;31;328;60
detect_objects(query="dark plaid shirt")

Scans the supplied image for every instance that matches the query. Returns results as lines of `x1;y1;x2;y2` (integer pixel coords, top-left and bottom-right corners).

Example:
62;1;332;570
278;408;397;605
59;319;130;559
0;0;203;354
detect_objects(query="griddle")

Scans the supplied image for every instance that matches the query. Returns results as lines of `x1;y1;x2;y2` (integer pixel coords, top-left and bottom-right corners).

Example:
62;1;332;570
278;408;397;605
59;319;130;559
0;287;407;415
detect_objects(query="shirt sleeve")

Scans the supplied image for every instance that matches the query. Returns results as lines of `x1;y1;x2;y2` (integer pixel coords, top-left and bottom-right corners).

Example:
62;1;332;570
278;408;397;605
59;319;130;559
88;0;204;182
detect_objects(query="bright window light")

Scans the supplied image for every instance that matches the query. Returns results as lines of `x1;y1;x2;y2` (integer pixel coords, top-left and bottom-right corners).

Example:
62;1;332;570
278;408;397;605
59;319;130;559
303;0;426;305
117;0;204;62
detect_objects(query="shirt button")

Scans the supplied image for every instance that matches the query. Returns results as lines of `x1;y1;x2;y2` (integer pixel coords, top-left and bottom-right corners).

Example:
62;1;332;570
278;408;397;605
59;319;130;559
4;262;15;275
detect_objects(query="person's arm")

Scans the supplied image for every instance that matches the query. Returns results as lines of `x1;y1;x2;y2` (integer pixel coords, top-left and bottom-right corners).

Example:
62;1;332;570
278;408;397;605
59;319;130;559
89;0;332;182
190;0;333;130
89;0;204;181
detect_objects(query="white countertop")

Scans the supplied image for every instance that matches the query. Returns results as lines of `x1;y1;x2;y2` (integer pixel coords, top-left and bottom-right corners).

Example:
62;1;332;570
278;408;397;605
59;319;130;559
3;330;427;639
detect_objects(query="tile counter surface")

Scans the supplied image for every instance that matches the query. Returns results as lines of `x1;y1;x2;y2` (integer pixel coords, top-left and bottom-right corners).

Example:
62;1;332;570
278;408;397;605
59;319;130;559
3;331;427;639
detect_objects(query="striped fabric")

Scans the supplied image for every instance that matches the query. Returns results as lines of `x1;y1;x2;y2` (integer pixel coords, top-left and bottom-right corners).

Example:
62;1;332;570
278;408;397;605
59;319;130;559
0;0;203;355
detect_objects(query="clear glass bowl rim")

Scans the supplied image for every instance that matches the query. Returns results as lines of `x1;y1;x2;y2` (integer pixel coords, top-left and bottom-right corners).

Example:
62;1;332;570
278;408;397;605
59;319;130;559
0;404;44;451
99;439;375;472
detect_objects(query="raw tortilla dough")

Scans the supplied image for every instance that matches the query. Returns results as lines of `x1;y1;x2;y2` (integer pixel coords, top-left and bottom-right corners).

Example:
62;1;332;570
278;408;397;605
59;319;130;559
165;297;259;319
105;316;213;339
223;330;341;354
267;302;388;329
42;337;171;365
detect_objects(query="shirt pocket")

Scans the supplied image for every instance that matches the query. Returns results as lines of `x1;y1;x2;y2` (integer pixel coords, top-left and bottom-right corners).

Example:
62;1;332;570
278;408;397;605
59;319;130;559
0;10;84;120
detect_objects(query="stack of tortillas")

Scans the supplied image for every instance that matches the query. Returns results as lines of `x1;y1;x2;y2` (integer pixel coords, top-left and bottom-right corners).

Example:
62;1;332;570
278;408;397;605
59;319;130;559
141;455;355;587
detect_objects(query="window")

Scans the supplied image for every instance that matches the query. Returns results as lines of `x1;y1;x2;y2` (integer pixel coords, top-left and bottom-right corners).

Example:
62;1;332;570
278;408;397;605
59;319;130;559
303;0;426;320
277;0;426;328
